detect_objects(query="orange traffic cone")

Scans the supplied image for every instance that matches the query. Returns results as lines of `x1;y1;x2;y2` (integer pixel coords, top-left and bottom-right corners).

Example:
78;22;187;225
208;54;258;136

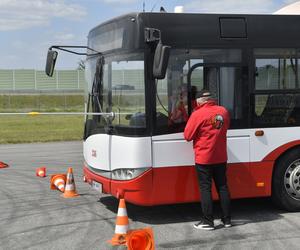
62;167;79;198
0;161;9;168
108;198;129;246
50;174;66;192
36;167;46;177
126;228;155;250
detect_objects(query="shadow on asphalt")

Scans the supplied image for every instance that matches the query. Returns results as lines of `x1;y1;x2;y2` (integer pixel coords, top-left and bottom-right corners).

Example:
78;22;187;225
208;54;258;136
98;196;285;225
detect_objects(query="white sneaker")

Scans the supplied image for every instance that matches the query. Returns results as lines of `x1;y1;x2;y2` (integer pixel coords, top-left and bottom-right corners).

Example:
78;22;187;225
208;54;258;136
193;221;215;230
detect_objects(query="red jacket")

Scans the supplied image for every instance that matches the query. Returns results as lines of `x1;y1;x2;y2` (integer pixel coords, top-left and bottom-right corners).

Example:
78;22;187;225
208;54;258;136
184;100;230;165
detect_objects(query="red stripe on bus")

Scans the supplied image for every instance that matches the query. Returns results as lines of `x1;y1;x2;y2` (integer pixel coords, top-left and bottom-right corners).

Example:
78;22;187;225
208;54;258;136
83;161;274;206
263;140;300;161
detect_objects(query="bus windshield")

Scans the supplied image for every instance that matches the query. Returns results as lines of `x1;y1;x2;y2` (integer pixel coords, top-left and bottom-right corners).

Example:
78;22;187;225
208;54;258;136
85;52;146;136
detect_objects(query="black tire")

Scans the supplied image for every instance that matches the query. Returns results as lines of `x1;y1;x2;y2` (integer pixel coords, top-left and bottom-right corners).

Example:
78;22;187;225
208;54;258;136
272;147;300;211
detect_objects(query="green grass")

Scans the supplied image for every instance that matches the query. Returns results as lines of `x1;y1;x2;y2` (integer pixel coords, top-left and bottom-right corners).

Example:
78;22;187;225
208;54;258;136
0;115;84;144
0;94;84;112
0;94;85;144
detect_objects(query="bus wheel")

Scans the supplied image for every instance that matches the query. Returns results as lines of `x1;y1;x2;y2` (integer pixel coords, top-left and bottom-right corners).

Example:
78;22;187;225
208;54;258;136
272;148;300;211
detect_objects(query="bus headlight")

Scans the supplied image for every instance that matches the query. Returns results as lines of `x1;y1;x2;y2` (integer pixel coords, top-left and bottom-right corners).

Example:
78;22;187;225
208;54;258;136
111;168;150;180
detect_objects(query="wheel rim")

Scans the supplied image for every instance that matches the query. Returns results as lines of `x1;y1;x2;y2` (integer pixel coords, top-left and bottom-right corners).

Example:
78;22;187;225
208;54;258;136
284;159;300;200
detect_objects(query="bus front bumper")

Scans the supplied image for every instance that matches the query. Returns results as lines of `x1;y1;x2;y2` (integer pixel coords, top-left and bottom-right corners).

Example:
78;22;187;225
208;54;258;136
83;164;154;205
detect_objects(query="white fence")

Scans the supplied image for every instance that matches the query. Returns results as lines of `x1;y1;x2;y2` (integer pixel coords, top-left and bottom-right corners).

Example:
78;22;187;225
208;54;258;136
0;70;85;91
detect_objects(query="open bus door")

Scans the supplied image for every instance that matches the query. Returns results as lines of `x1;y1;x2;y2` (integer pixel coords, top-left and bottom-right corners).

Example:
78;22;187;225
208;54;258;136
187;64;252;198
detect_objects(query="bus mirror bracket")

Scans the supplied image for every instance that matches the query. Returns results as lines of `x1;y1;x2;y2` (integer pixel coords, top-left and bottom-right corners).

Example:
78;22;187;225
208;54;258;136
144;28;170;79
145;28;161;42
153;41;170;79
45;45;102;77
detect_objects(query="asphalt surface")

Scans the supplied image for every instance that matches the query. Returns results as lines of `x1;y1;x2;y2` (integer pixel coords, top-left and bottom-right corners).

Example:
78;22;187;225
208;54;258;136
1;141;300;250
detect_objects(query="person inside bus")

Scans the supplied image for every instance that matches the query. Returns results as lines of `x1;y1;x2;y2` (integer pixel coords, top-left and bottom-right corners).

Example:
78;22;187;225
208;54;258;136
169;84;189;126
184;90;231;230
168;84;199;126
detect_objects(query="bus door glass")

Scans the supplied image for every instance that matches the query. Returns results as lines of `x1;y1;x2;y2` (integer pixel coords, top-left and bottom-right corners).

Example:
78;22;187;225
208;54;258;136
188;65;219;105
189;64;250;164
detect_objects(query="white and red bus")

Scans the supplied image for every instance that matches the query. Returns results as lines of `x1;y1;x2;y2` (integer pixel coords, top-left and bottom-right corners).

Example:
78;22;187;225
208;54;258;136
47;12;300;211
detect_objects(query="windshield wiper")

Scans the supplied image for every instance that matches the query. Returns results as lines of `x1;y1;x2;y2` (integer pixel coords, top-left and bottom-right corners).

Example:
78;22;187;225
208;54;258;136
89;56;111;125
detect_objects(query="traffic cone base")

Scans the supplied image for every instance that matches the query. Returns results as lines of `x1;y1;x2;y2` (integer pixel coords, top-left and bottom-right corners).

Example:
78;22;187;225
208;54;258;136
50;174;66;192
108;198;129;246
0;161;9;168
62;191;79;198
36;167;46;177
62;167;79;198
126;228;155;250
108;234;127;246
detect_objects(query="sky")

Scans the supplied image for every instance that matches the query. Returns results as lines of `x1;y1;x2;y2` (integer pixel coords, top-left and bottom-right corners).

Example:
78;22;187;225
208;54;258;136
0;0;298;69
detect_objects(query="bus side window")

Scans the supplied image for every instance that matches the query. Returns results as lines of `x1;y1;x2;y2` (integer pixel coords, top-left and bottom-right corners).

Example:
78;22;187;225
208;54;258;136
254;94;300;126
253;48;300;128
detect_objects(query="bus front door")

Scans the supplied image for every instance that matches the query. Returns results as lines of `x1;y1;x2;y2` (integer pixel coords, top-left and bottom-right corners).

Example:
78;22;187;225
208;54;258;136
189;64;253;199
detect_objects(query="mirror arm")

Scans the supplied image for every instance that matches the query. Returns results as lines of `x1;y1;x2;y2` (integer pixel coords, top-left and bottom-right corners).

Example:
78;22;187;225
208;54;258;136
49;45;102;56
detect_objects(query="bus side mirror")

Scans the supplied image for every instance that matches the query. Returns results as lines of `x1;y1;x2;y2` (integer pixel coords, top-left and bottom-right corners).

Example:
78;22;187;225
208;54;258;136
45;49;58;77
153;42;170;79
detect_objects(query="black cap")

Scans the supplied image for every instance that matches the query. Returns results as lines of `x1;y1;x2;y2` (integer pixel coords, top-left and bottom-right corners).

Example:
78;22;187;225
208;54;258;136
195;90;212;99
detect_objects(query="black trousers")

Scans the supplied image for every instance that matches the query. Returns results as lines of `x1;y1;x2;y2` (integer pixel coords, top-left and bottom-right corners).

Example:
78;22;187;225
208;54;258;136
195;163;231;223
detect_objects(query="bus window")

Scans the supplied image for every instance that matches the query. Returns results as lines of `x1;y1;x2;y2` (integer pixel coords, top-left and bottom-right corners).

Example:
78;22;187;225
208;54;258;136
155;49;243;134
156;51;190;133
85;52;146;136
183;59;203;89
254;94;300;126
189;65;219;101
189;66;244;128
255;48;298;90
253;48;300;127
110;60;145;127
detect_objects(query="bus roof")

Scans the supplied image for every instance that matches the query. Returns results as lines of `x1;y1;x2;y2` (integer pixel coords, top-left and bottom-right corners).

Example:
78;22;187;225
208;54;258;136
88;12;300;53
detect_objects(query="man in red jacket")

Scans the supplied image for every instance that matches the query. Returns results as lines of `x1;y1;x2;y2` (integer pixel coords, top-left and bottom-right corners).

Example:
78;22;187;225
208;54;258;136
184;90;231;230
